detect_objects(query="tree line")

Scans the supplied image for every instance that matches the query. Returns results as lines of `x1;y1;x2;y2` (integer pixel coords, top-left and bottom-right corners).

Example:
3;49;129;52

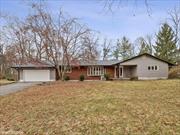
101;6;180;64
0;3;179;80
103;22;179;64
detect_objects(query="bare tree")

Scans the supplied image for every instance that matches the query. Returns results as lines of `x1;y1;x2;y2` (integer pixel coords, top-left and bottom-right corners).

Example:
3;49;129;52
1;15;35;63
168;7;180;64
26;15;46;60
101;38;112;60
135;36;153;55
26;3;91;80
79;33;99;61
0;30;19;79
1;3;95;80
103;0;152;16
168;6;180;49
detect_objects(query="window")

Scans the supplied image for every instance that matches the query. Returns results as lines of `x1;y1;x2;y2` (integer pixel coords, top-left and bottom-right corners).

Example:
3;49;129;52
155;66;158;70
87;66;105;76
148;65;159;71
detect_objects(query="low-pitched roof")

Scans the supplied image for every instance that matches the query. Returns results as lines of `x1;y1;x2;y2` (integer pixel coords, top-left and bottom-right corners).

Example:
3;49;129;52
78;60;121;66
11;53;175;68
120;53;175;66
11;59;54;68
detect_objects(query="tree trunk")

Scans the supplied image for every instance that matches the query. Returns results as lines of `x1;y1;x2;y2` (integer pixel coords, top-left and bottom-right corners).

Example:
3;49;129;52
55;65;61;80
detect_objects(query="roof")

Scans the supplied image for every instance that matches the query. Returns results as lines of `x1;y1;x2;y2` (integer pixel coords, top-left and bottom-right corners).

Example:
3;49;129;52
12;59;121;68
78;60;121;66
120;53;175;66
11;53;175;68
11;59;54;68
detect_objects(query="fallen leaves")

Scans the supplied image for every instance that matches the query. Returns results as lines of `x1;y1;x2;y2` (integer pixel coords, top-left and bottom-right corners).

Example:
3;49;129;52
0;80;180;134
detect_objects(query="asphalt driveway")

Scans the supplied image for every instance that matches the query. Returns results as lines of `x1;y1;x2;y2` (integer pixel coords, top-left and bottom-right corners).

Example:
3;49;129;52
0;82;41;96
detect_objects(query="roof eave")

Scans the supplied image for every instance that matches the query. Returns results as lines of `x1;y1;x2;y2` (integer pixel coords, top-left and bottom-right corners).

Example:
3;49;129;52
11;66;55;68
119;53;175;66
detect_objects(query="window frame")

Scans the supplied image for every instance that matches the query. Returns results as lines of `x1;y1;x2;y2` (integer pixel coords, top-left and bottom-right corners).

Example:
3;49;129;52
87;66;105;76
147;65;159;71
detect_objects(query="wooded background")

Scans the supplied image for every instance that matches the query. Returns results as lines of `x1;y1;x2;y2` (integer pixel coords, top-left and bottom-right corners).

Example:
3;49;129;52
0;1;179;80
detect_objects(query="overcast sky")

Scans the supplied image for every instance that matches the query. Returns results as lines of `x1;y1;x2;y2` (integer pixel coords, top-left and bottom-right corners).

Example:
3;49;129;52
1;0;180;42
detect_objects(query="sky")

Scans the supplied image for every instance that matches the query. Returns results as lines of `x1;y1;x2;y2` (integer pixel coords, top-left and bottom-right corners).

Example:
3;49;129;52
1;0;180;42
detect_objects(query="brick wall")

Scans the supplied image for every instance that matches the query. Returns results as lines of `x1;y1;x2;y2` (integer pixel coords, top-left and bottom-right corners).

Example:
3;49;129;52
65;66;114;80
105;66;114;78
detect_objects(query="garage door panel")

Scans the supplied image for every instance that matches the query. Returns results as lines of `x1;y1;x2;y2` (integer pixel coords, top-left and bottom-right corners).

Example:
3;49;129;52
24;70;50;82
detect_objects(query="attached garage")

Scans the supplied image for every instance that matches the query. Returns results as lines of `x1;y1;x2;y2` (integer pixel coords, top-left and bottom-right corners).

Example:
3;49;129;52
12;60;56;82
23;69;50;82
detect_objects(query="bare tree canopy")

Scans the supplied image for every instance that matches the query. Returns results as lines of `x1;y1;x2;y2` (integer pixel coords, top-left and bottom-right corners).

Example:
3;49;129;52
1;3;99;80
103;0;152;16
168;6;180;49
101;38;112;60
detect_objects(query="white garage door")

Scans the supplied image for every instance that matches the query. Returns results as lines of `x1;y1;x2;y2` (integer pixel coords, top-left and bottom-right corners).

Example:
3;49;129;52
24;70;50;82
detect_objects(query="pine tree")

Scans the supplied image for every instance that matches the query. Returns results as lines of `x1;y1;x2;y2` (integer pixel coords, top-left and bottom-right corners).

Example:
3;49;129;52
154;23;177;63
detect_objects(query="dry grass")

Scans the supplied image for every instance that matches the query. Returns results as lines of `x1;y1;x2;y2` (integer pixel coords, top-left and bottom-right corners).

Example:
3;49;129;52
0;80;180;135
0;79;15;86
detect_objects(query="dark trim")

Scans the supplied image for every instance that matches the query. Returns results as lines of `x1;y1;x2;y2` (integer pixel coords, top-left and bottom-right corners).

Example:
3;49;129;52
78;65;115;67
119;53;175;66
61;65;116;67
11;67;55;69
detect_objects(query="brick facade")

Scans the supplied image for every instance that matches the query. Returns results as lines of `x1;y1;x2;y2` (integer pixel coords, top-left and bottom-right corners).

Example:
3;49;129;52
105;66;114;78
65;66;115;80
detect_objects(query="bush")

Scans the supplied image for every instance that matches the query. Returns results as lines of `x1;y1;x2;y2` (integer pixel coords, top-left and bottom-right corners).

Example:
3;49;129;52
7;78;15;81
79;74;85;81
104;74;110;81
130;76;138;81
169;66;180;79
64;76;70;81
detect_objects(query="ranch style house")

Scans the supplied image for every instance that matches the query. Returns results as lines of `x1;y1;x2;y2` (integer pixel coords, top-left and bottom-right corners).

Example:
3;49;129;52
12;53;174;82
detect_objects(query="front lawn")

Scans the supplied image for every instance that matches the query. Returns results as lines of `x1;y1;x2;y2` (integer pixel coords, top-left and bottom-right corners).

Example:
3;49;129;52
0;80;180;134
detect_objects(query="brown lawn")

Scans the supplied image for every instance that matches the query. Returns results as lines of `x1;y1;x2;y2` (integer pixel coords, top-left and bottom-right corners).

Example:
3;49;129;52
0;80;180;134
